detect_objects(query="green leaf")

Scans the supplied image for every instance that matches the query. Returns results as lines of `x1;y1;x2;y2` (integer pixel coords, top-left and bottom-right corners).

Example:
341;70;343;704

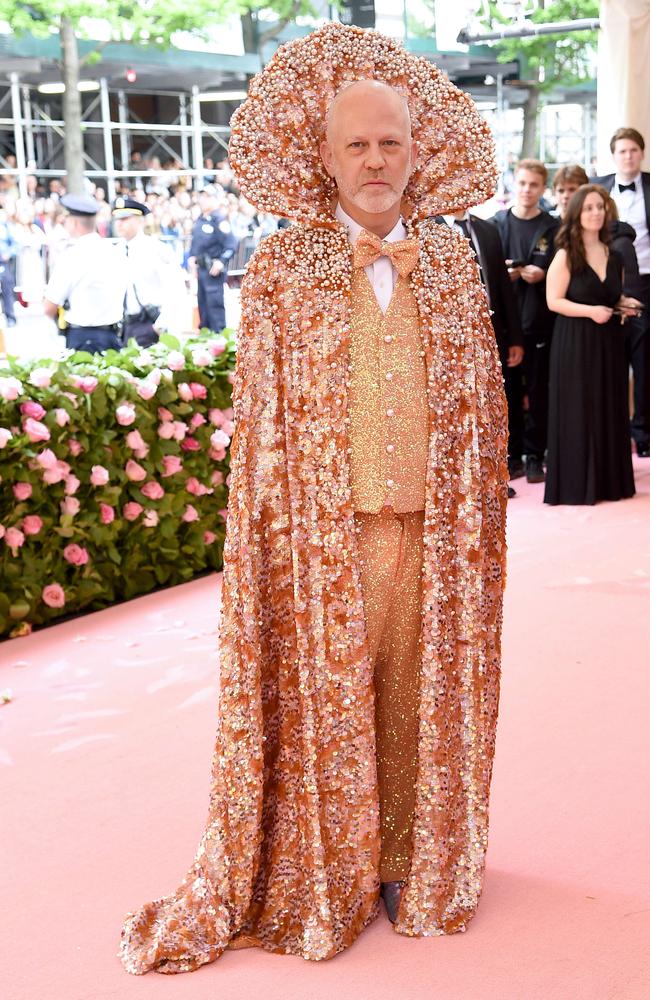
159;333;181;350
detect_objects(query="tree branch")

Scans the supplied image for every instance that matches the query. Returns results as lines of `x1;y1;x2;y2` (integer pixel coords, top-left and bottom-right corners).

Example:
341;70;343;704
256;0;303;48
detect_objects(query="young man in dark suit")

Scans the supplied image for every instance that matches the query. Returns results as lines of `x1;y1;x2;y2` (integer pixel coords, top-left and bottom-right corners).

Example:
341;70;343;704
439;212;524;496
594;127;650;457
490;160;559;483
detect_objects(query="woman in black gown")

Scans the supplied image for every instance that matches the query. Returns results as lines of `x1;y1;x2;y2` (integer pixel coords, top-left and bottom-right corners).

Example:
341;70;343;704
545;185;640;505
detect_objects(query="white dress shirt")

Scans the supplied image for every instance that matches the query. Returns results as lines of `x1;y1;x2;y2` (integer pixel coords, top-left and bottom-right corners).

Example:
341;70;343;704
335;203;406;313
123;231;188;335
45;232;128;326
610;172;650;274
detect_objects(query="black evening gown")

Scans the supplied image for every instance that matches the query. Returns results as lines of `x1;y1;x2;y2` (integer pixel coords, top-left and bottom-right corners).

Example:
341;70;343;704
545;251;635;505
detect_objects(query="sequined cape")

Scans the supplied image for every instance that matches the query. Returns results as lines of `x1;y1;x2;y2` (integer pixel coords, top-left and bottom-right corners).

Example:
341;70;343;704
119;216;508;974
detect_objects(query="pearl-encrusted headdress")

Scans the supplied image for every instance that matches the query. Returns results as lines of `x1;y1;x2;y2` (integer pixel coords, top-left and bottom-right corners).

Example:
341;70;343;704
229;22;497;226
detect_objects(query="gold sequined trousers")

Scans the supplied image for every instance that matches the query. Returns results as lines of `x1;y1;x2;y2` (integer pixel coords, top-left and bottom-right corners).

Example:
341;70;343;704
354;507;424;882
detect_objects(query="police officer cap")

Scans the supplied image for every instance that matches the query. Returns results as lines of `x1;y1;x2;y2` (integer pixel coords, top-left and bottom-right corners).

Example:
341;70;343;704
111;196;151;218
60;194;101;217
198;183;223;198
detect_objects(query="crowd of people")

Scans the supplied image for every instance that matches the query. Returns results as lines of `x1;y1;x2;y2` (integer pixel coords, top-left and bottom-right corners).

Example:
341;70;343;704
1;128;648;508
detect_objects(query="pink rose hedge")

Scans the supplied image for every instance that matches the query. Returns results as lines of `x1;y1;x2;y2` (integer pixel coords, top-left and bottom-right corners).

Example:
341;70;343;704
0;331;235;638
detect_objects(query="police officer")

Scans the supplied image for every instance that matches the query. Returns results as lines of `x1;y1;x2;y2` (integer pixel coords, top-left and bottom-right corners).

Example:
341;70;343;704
112;196;188;347
189;184;237;333
43;194;127;352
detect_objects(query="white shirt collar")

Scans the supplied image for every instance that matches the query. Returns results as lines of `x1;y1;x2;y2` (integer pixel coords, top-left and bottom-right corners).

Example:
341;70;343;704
614;172;642;189
335;203;406;244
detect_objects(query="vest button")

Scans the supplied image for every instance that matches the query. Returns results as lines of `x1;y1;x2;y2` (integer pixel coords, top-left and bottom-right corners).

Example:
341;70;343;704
386;443;395;453
386;479;395;488
386;407;395;417
384;334;393;343
385;372;393;380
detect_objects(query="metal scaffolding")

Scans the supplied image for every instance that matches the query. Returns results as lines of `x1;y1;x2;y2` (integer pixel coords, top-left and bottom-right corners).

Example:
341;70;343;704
0;77;232;200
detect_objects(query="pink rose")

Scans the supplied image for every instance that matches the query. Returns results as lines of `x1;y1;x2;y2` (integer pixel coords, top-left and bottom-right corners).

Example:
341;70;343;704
190;413;206;430
20;401;46;421
43;461;70;485
158;406;173;421
90;465;110;487
207;336;227;356
63;543;89;566
100;503;115;524
203;530;217;544
190;382;207;400
125;430;148;453
36;448;58;469
22;514;43;535
161;455;183;477
218;508;228;520
29;367;53;389
68;439;83;457
0;375;23;400
74;375;98;394
211;470;224;486
64;474;81;495
140;481;165;501
0;525;4;540
60;496;80;517
172;421;187;442
125;459;147;482
136;381;157;401
42;583;66;608
13;482;32;501
143;509;159;527
210;428;230;450
116;403;136;426
146;368;162;386
5;526;25;551
0;427;13;448
208;408;224;426
123;501;143;521
209;447;226;462
166;350;186;371
222;419;235;437
23;417;50;443
225;474;231;487
157;421;175;440
181;437;201;452
227;373;236;385
186;477;210;497
223;408;234;420
177;382;193;402
182;504;199;522
191;347;212;366
54;408;70;427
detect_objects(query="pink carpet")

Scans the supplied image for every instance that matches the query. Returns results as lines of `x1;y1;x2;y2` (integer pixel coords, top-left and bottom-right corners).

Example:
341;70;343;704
2;457;650;1000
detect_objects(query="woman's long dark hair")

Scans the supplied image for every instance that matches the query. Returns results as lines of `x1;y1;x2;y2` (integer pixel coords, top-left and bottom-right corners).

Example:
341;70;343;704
555;184;612;273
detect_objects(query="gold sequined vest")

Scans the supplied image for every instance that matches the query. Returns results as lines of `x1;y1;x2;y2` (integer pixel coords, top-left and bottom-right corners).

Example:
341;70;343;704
348;270;429;513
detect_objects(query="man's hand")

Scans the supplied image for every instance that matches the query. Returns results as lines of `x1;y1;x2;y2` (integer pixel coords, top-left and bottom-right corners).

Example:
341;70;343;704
187;255;198;277
519;264;545;284
43;298;59;320
507;345;524;367
506;259;522;282
209;259;224;277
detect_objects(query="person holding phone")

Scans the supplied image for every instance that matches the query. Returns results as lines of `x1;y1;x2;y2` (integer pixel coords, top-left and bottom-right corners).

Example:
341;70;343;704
544;185;640;504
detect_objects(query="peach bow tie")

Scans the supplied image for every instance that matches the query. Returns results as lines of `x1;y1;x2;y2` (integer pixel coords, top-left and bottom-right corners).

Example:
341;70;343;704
353;229;419;278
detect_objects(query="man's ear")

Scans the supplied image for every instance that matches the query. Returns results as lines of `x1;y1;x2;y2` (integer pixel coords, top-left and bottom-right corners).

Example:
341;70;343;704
320;140;335;178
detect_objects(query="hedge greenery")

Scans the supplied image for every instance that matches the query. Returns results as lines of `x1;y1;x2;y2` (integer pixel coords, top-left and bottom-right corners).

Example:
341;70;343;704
0;331;235;639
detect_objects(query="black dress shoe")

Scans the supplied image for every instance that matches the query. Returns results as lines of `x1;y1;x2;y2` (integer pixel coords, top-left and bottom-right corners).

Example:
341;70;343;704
507;485;517;499
637;444;650;458
525;456;545;483
508;457;525;480
380;881;404;924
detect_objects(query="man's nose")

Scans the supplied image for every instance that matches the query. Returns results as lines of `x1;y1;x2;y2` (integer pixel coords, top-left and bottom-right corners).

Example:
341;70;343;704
364;145;386;170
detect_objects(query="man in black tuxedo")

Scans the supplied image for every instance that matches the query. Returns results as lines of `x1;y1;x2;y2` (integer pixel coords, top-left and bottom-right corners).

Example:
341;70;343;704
437;212;524;496
594;127;650;457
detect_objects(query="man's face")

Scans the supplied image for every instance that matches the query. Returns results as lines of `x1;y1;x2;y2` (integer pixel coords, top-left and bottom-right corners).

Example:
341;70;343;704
554;182;579;216
612;139;644;179
113;215;141;241
320;81;416;224
199;193;218;215
514;169;545;210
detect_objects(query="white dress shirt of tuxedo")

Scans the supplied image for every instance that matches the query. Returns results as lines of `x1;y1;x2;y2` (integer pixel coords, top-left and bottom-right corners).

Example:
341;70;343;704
45;232;128;327
335;202;406;314
123;230;188;335
610;172;650;274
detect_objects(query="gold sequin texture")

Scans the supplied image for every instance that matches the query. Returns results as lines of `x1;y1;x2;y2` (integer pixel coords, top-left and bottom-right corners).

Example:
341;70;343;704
119;22;508;976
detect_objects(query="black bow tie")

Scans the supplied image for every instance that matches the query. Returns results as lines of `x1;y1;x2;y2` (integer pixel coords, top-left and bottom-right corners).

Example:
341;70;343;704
619;181;636;193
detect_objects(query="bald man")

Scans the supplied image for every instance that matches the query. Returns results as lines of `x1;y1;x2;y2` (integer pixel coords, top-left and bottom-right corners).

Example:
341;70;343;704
121;28;506;972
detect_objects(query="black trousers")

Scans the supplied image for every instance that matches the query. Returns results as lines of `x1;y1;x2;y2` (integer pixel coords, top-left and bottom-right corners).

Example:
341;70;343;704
508;329;552;462
197;270;226;333
66;325;121;353
626;275;650;448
